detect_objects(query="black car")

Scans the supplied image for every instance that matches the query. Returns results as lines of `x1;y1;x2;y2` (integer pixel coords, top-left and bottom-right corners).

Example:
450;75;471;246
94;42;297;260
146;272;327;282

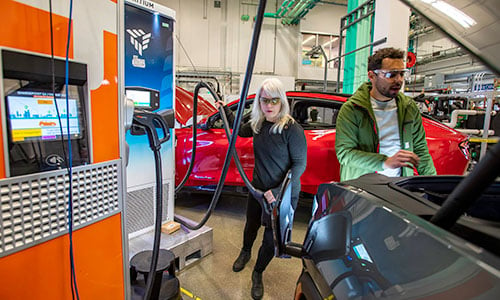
273;170;500;299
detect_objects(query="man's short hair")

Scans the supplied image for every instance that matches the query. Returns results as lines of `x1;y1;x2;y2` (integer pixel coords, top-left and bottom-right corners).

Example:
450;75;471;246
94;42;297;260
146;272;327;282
367;47;405;71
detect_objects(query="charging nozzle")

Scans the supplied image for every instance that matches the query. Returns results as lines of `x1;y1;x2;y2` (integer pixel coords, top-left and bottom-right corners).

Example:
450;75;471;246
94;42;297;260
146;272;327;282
131;108;173;151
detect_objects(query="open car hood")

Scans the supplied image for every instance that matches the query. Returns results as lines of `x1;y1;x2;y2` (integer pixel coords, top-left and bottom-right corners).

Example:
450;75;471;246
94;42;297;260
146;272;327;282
401;0;500;75
175;86;217;126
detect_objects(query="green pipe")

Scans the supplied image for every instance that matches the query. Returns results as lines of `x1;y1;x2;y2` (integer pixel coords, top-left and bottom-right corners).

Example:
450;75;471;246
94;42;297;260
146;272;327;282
283;0;310;24
281;0;295;14
264;12;280;18
294;0;320;22
279;0;295;17
284;0;306;20
280;0;322;25
289;0;311;18
263;0;297;20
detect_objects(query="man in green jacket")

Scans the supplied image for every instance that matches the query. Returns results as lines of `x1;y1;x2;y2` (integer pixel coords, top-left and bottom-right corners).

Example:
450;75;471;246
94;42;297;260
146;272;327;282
335;47;436;181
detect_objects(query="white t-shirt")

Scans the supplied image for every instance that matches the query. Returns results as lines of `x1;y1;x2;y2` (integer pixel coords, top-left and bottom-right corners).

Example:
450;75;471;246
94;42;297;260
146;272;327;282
370;97;401;177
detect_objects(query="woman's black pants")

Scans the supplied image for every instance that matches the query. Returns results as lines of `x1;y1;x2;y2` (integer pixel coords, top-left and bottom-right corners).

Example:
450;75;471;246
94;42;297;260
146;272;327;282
241;193;274;273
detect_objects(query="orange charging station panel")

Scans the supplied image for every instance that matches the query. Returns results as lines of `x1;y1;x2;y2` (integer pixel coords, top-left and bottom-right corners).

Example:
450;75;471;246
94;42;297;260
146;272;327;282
0;1;126;299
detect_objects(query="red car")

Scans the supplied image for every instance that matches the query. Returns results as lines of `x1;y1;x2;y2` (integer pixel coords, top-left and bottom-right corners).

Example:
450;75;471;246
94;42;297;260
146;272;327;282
175;89;470;195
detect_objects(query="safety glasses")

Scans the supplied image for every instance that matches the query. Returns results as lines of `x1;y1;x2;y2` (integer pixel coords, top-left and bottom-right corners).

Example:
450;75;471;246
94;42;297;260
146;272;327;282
260;97;281;105
373;69;409;79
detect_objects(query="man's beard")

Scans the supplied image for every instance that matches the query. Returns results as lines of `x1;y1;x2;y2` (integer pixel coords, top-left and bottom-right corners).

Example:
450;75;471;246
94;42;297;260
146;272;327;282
377;82;401;99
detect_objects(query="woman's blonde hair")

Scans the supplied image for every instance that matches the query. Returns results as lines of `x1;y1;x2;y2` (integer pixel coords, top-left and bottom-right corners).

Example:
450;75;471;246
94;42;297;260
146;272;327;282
250;78;294;134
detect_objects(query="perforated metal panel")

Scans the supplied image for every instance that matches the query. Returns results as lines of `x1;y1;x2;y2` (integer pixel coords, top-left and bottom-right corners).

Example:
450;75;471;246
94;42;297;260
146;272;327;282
126;183;170;235
126;187;154;234
0;161;122;257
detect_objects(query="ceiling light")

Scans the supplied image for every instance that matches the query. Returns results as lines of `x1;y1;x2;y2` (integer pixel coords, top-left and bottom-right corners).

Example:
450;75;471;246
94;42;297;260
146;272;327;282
420;0;477;29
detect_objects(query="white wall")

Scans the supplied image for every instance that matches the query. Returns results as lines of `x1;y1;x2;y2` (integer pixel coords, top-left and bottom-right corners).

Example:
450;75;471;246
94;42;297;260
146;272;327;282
243;74;296;95
301;2;346;35
373;0;411;52
157;0;347;85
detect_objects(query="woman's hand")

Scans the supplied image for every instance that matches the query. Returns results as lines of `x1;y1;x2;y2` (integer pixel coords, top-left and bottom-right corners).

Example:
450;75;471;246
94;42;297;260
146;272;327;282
264;190;276;204
215;100;225;109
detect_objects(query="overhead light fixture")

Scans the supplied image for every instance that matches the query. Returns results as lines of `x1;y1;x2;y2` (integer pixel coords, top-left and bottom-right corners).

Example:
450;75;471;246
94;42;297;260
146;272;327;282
305;45;323;59
420;0;477;28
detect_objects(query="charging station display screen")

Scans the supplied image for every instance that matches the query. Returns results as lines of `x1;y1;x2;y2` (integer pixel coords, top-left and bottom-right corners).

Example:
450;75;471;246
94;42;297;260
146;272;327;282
2;49;90;177
126;89;150;107
6;91;81;142
353;243;373;263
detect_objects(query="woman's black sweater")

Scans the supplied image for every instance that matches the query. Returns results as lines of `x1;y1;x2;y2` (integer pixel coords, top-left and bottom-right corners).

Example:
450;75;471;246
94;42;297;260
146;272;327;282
226;109;307;208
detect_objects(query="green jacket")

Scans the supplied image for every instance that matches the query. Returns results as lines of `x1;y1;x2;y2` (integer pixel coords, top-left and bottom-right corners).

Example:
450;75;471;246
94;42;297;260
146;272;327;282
335;82;436;181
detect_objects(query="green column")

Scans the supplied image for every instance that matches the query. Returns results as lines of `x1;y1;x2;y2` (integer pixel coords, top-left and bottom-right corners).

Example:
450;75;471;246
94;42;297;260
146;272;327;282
343;0;358;94
343;0;373;93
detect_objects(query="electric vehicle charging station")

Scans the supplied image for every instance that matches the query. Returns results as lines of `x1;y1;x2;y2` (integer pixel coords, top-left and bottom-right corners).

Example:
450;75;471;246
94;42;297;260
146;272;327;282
124;0;176;231
123;0;213;276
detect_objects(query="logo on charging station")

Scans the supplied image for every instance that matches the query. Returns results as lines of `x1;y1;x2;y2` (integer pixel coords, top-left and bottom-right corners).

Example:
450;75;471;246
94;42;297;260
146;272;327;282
45;154;65;167
127;29;150;68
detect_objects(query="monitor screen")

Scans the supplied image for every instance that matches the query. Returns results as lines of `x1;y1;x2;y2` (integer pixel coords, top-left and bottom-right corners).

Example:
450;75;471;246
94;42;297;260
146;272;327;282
125;87;160;110
6;90;81;142
126;89;151;107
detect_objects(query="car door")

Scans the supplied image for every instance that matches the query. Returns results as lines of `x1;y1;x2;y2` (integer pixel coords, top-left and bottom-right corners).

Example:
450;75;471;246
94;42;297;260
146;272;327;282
288;94;345;194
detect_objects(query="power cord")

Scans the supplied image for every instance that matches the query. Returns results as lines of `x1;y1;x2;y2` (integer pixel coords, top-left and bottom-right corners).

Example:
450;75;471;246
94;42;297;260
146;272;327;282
49;0;79;299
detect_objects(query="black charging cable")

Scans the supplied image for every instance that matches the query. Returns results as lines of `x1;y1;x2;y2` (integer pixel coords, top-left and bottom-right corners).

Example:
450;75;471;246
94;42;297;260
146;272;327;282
63;3;79;298
130;110;171;300
49;0;68;163
175;82;266;204
173;0;268;231
174;81;203;193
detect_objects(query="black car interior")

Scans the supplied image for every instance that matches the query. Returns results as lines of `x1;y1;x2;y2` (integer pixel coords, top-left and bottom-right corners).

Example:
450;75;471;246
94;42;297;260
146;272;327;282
290;98;341;129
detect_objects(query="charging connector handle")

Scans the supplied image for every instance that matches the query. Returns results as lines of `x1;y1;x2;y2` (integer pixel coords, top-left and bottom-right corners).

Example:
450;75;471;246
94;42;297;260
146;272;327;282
132;109;171;151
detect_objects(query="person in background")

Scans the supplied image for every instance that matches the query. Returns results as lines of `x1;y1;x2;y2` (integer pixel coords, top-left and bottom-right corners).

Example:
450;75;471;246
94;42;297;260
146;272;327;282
217;78;307;299
335;47;436;181
309;107;319;122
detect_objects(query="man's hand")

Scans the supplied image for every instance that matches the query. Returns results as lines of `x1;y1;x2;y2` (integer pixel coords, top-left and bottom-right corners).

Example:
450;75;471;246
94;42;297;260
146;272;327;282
264;190;276;204
384;150;420;169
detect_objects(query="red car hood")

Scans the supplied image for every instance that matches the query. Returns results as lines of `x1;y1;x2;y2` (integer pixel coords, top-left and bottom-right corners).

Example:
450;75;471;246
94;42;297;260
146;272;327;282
175;86;217;126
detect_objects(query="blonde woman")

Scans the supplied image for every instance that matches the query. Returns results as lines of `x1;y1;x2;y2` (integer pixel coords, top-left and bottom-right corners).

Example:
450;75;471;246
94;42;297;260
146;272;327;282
218;78;307;299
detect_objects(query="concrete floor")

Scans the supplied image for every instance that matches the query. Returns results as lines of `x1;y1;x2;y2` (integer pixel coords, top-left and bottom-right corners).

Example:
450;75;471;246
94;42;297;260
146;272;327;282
174;192;312;300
